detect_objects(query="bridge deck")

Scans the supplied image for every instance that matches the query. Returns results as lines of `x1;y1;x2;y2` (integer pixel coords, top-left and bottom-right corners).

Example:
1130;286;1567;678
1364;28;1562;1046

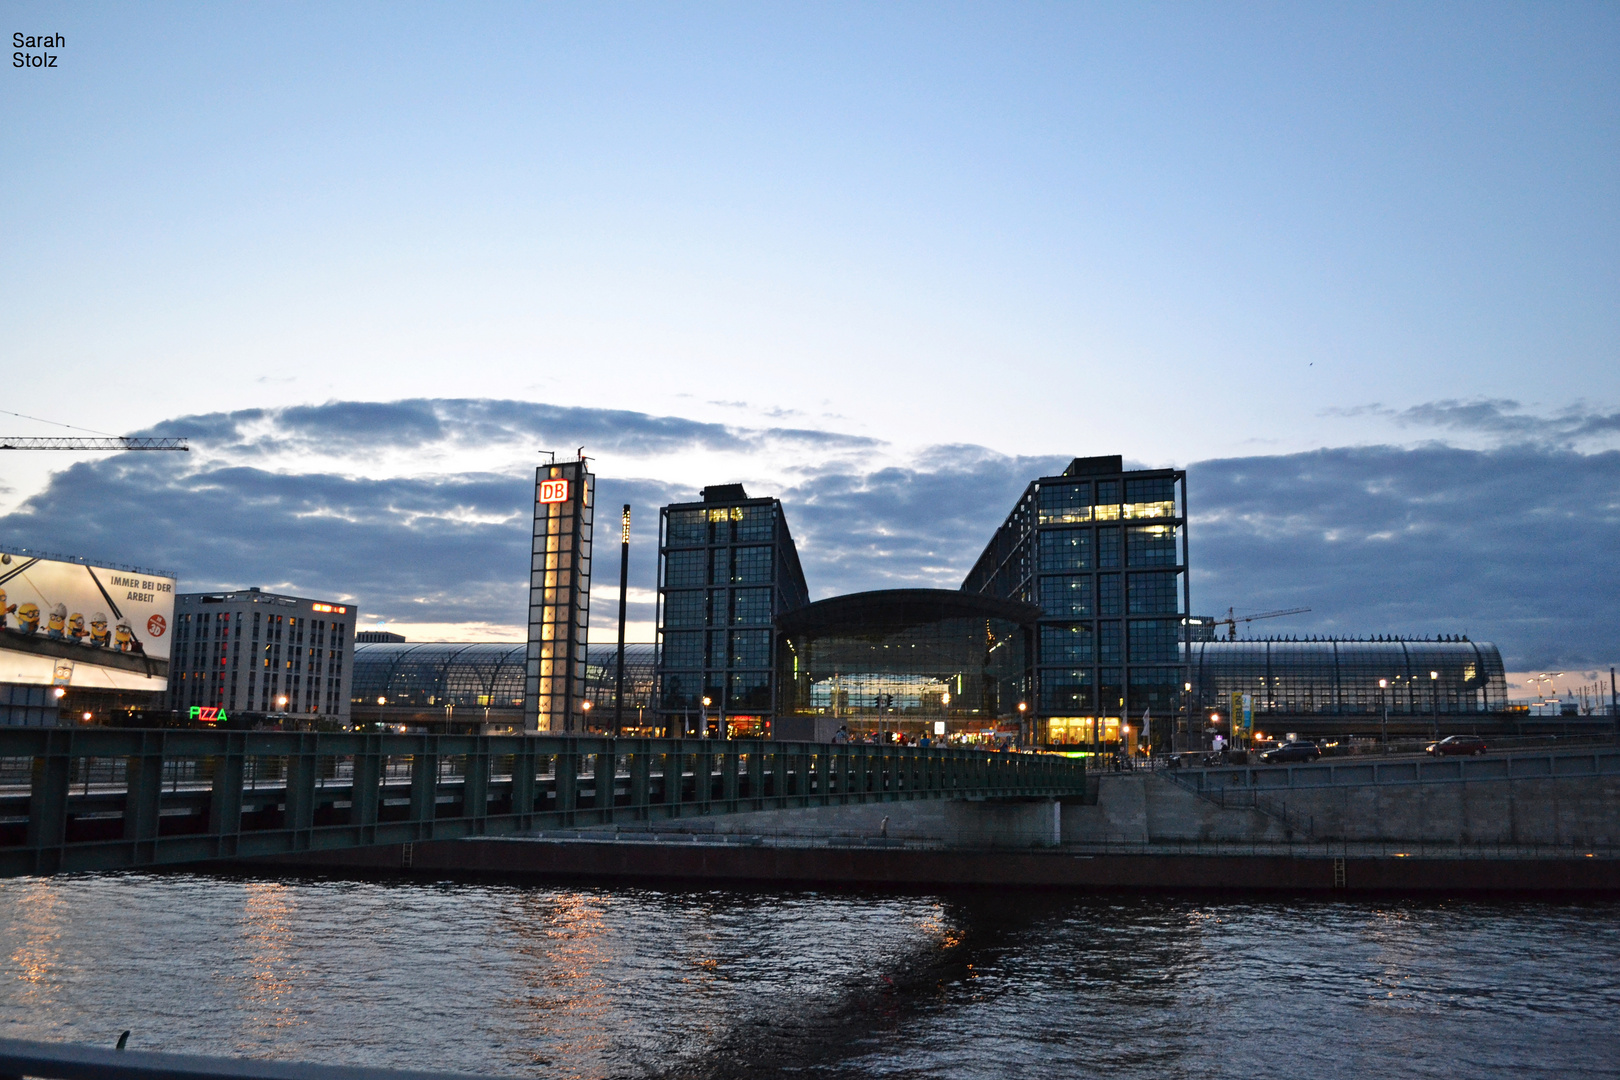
0;730;1088;876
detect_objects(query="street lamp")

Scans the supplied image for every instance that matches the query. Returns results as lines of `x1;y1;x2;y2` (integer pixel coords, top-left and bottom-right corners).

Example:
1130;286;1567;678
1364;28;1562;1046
1429;670;1440;743
700;696;711;739
1017;701;1028;749
1378;679;1389;752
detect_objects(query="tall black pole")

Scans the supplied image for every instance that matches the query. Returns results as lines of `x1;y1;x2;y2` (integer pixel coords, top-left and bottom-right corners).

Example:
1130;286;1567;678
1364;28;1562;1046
614;504;630;738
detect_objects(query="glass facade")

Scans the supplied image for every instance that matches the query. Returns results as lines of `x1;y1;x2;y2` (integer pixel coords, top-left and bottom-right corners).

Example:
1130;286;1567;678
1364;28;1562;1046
777;589;1035;738
963;455;1188;748
656;485;809;734
1187;638;1509;723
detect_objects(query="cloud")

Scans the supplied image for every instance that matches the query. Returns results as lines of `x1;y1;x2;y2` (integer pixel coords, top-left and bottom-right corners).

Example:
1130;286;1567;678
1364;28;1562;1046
0;449;682;632
1190;444;1620;669
3;399;1616;674
138;399;882;462
1323;398;1620;451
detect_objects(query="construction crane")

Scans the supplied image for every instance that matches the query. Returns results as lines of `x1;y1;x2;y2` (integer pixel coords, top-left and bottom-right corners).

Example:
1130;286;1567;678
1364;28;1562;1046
1214;606;1310;640
0;436;188;451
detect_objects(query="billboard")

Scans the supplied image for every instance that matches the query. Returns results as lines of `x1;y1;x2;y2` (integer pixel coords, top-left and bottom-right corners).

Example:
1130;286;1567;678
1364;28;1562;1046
0;552;174;692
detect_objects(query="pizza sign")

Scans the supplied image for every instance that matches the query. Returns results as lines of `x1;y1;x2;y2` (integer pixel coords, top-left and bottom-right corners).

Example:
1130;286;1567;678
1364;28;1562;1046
538;479;570;503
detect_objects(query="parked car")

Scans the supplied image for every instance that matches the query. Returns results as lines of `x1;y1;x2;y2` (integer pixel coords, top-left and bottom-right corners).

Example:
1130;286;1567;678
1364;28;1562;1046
1427;735;1488;757
1259;740;1321;764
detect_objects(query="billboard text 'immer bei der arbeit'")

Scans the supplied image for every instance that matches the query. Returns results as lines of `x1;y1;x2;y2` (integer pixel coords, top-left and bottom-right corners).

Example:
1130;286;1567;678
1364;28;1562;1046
0;551;175;692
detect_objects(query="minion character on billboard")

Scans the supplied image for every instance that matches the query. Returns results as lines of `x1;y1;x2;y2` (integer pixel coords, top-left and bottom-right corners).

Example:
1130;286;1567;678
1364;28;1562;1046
114;620;137;652
0;588;14;629
89;613;110;648
46;603;67;640
16;603;41;636
67;612;87;643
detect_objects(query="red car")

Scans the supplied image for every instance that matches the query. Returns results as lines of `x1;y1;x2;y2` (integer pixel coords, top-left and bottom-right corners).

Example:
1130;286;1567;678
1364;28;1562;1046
1427;735;1488;756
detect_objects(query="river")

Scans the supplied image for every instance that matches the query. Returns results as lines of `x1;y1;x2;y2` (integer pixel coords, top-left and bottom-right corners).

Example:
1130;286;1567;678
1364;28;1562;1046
1;872;1617;1079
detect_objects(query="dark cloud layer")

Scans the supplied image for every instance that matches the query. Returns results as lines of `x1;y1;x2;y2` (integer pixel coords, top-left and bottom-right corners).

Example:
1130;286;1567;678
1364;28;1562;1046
141;399;880;458
1328;399;1620;449
4;399;1617;671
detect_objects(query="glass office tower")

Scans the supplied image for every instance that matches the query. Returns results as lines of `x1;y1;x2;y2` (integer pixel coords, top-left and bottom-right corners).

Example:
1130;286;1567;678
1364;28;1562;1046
656;485;809;737
962;455;1189;750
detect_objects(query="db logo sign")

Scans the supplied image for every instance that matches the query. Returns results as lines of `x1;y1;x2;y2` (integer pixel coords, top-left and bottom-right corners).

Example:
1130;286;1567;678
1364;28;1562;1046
538;479;570;504
147;614;167;637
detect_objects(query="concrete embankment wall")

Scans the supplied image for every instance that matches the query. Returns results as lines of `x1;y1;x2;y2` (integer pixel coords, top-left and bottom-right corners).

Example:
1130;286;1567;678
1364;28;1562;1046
250;836;1620;893
480;755;1620;848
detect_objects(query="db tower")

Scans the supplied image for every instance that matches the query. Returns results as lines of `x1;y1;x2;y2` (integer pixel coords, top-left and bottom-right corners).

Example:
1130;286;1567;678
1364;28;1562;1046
523;459;595;733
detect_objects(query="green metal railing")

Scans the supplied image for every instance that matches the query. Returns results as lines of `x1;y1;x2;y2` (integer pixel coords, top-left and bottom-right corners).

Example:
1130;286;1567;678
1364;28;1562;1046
0;729;1089;876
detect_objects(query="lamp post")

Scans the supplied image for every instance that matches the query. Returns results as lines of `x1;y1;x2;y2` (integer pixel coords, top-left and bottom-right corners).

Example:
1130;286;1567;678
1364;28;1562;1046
1430;670;1440;744
1017;701;1028;749
614;504;630;739
700;696;711;740
1378;679;1389;752
1181;681;1192;756
941;690;951;745
581;699;592;732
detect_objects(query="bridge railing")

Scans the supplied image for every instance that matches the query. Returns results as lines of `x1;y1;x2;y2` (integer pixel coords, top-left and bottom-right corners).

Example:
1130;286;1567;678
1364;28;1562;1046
0;729;1089;876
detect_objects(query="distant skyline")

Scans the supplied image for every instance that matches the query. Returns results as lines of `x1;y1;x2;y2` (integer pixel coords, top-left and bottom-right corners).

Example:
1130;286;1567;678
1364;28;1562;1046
2;5;1615;693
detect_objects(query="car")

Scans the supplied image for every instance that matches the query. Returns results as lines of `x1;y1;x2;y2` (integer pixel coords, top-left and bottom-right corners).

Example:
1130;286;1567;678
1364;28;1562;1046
1427;735;1488;757
1259;740;1321;764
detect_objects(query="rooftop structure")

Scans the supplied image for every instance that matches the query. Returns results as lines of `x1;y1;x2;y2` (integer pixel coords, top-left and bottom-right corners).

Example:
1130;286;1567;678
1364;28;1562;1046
351;641;656;734
1186;636;1510;740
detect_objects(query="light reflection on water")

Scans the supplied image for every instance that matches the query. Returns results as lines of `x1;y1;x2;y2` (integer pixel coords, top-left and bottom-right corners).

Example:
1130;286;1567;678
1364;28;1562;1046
0;873;1616;1079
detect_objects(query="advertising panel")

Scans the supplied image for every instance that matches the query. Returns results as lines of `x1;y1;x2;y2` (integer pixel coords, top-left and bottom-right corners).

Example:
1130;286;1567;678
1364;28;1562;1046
0;551;174;691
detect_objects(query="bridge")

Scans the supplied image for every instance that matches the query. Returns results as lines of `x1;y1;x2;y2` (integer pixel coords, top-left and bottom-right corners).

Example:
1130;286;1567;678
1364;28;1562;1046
0;728;1089;876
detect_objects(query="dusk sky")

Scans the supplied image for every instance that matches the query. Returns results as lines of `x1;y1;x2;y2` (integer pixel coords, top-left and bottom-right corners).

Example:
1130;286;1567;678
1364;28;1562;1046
2;4;1616;695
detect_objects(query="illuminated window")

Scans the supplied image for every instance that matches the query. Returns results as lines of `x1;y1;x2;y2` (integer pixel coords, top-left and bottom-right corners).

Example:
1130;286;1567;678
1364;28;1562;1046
1123;477;1177;519
1037;482;1092;524
1126;525;1179;567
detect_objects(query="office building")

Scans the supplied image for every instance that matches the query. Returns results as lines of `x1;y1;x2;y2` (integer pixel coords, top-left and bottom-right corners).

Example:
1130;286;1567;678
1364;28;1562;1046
962;455;1189;747
169;588;356;724
656;484;809;736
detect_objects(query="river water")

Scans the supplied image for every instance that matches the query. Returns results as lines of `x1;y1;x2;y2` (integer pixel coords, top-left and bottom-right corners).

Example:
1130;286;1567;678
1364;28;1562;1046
1;872;1617;1079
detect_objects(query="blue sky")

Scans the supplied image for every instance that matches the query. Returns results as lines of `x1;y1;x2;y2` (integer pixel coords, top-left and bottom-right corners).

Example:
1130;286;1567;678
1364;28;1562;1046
2;4;1616;691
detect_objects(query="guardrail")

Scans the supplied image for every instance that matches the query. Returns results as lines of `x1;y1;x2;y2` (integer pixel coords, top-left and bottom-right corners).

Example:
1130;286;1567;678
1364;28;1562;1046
0;729;1089;877
1162;744;1620;795
0;1035;497;1080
